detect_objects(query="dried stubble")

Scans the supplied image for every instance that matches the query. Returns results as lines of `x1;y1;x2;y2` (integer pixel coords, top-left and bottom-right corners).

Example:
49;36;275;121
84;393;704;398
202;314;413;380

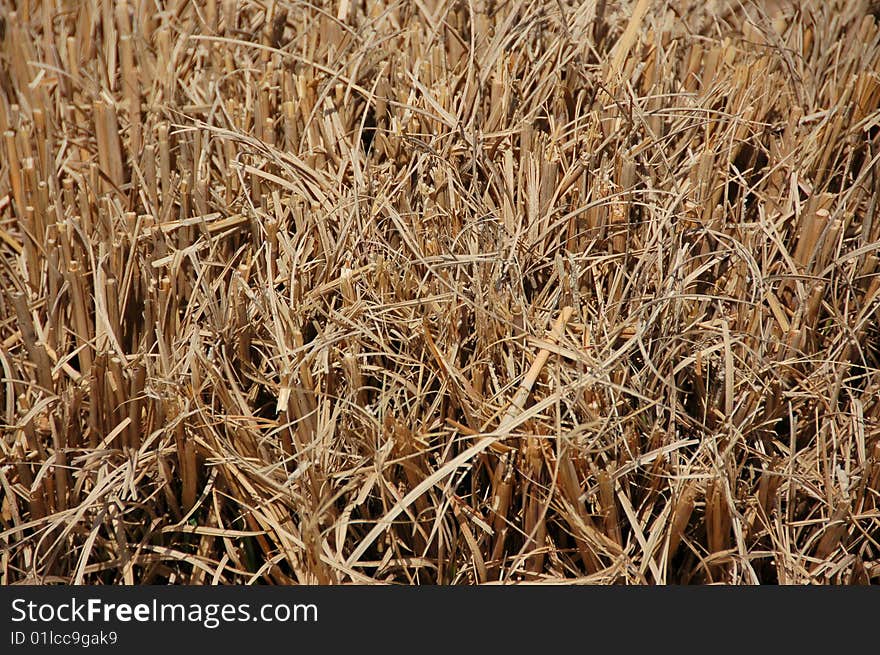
1;0;879;584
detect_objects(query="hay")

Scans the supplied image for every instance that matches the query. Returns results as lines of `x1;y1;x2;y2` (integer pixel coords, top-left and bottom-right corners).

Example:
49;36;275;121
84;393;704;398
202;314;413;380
1;0;879;584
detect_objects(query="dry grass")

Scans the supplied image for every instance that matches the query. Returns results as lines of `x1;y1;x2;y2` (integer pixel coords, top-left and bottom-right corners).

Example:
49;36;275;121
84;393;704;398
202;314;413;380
1;0;880;584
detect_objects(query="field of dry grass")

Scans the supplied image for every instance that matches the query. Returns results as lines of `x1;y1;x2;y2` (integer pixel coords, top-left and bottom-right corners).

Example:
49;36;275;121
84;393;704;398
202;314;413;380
1;0;879;584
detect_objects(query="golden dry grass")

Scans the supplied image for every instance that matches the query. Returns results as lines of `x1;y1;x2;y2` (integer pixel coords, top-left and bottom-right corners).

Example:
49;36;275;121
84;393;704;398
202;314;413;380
1;0;880;584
